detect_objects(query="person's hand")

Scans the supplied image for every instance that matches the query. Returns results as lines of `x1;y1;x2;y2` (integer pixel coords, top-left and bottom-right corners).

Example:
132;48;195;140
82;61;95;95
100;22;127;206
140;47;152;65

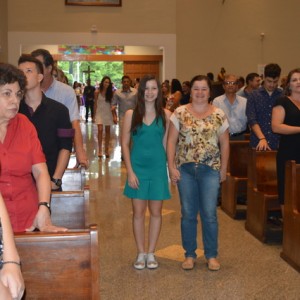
26;207;68;233
220;168;227;183
256;138;271;151
75;148;89;168
0;264;25;300
111;107;118;124
169;167;180;185
0;282;12;300
51;181;61;191
127;171;139;189
166;95;174;108
167;95;174;102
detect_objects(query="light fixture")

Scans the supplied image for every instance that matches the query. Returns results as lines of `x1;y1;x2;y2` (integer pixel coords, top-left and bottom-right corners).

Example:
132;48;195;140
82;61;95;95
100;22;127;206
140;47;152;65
90;25;98;33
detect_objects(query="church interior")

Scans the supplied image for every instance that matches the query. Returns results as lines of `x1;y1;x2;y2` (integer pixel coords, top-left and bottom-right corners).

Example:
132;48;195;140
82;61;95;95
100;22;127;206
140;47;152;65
1;0;300;299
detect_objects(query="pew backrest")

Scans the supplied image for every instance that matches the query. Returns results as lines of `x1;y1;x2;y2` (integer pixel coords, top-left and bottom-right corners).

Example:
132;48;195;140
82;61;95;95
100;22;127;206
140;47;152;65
67;153;77;168
51;189;89;229
15;225;100;300
248;149;277;195
227;140;249;177
62;167;86;191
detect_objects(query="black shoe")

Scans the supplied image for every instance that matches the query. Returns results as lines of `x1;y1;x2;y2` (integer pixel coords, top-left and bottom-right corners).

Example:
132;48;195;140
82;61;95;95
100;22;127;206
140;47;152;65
237;195;247;205
267;216;283;227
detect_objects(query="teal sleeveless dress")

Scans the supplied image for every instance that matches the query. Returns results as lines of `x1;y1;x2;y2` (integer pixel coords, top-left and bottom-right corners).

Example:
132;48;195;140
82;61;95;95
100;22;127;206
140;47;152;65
123;117;170;200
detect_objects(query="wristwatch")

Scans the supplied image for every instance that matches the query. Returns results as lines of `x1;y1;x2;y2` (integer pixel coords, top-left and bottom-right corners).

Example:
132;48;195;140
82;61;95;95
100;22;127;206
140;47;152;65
38;202;51;214
51;178;62;187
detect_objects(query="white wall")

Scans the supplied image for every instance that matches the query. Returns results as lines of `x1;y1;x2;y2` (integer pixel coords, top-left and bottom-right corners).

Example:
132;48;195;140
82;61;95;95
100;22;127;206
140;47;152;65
0;0;8;62
176;0;300;81
6;0;300;82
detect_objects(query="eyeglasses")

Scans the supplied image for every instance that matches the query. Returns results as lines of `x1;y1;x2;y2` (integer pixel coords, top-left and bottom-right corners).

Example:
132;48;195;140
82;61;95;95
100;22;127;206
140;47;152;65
224;81;238;86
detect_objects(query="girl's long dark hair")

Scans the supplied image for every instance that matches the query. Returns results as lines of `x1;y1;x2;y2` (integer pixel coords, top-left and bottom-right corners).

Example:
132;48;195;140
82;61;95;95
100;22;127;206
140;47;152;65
100;76;113;103
131;75;166;133
171;78;183;94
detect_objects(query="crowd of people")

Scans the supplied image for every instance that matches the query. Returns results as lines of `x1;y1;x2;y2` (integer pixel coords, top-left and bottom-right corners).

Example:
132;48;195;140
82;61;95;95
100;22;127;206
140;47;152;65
1;52;299;298
119;63;300;272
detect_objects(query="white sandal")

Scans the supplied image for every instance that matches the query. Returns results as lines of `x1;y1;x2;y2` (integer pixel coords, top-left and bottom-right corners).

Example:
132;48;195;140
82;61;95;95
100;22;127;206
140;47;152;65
147;253;158;269
133;253;147;270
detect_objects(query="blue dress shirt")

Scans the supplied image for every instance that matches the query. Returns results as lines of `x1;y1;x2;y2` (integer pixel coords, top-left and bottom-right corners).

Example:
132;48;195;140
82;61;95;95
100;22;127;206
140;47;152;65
246;86;282;149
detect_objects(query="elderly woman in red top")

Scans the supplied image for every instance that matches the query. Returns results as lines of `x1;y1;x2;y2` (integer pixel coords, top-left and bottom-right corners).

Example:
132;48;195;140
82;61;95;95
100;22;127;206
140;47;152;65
0;63;66;233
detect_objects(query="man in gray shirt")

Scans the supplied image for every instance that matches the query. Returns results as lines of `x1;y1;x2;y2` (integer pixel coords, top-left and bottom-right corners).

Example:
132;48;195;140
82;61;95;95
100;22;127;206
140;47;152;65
237;72;261;99
112;75;137;124
112;75;137;160
112;75;138;131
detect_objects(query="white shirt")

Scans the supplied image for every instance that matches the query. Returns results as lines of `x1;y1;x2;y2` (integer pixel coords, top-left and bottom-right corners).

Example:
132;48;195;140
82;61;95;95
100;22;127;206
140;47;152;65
45;79;79;122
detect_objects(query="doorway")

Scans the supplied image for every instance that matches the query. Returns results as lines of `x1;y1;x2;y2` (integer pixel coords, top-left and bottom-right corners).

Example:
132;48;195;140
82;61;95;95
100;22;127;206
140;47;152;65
57;60;124;88
9;32;176;80
54;53;162;87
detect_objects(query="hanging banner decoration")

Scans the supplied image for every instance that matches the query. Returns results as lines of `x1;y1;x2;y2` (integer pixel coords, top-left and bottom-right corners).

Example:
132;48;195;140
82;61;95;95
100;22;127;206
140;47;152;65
58;45;125;55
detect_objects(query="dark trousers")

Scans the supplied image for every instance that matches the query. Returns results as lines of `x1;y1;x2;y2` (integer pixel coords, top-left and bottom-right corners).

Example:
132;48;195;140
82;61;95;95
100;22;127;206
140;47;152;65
85;99;94;121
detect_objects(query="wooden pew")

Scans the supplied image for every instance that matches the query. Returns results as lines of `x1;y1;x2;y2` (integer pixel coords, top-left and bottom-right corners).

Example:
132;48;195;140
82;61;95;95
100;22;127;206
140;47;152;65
15;225;100;300
67;152;77;168
62;166;86;191
244;133;250;140
280;160;300;272
245;149;281;242
221;140;249;218
51;189;90;229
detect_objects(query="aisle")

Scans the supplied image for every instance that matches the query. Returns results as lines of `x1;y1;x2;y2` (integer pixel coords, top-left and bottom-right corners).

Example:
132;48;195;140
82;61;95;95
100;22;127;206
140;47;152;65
82;121;300;300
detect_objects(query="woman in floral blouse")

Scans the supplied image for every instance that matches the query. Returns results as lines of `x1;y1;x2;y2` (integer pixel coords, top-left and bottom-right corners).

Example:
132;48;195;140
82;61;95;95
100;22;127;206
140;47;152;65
167;75;229;271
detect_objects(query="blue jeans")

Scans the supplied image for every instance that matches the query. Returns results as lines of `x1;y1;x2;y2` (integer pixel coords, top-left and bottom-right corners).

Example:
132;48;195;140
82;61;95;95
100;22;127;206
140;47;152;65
177;163;220;259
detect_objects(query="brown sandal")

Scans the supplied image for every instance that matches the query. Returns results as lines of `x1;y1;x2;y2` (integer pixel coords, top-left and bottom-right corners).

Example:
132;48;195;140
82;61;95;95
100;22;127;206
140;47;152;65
181;257;195;270
207;258;220;271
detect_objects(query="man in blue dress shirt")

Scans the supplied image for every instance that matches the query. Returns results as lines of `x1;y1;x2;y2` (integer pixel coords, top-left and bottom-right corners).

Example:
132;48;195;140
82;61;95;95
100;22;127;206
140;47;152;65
246;63;282;150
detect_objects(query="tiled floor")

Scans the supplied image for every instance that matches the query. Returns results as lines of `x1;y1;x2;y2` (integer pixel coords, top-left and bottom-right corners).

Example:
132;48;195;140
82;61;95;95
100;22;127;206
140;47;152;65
82;120;300;300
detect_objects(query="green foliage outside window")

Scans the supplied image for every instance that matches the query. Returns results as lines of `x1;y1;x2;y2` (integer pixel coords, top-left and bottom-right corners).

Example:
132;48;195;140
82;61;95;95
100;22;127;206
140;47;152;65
57;61;124;88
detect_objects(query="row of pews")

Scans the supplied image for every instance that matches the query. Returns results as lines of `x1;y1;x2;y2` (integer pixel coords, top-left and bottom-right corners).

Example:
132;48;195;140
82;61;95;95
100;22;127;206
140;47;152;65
14;165;100;299
221;141;300;273
281;161;300;272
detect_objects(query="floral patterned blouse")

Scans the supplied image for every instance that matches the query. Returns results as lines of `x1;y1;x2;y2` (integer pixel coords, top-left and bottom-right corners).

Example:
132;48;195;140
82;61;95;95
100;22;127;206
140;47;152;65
170;105;229;170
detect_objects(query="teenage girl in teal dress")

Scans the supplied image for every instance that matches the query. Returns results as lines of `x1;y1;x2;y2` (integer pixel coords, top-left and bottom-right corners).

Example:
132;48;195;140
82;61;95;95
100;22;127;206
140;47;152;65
122;75;171;270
